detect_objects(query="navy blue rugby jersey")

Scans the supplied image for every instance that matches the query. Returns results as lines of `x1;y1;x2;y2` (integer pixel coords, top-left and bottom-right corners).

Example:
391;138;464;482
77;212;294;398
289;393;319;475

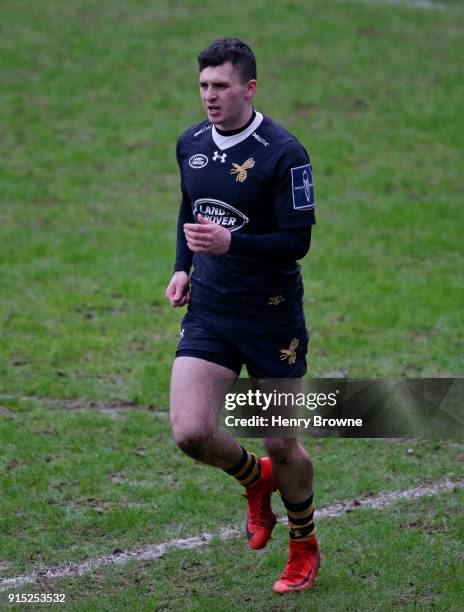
176;111;316;313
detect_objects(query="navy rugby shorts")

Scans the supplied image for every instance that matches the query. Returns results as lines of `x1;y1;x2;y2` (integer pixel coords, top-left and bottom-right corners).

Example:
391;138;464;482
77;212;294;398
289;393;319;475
175;306;309;378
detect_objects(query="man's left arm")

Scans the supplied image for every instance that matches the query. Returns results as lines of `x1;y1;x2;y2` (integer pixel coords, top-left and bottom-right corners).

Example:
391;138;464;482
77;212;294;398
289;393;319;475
228;140;316;260
229;226;311;260
184;218;311;260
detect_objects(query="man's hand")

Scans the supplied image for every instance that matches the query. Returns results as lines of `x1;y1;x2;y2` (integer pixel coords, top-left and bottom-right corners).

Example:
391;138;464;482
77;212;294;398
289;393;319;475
183;214;231;255
165;271;190;307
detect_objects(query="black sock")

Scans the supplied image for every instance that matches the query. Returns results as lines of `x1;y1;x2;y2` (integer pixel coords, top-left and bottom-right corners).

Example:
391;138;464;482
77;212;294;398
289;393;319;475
282;493;316;541
224;445;261;488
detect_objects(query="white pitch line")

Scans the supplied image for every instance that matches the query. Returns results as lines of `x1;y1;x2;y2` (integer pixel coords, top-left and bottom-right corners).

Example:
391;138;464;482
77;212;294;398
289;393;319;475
0;477;462;592
340;0;448;10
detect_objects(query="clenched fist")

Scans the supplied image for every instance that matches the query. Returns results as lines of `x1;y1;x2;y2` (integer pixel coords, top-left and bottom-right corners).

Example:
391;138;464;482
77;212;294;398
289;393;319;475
183;214;231;255
165;271;190;307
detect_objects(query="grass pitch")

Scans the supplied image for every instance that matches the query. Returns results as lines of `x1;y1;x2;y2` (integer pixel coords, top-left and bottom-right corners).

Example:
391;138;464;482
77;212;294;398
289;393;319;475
1;0;463;609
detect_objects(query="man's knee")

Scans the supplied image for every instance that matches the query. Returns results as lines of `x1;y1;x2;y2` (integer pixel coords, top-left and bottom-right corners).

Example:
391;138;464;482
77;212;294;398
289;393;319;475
263;438;298;465
172;428;210;460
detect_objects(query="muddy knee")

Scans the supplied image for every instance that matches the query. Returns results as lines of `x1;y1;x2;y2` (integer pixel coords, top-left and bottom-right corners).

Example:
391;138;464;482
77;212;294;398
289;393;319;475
263;439;295;465
174;431;210;460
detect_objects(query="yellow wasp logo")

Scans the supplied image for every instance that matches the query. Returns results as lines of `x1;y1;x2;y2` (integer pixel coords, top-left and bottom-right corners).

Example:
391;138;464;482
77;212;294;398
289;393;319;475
230;158;255;182
279;338;299;365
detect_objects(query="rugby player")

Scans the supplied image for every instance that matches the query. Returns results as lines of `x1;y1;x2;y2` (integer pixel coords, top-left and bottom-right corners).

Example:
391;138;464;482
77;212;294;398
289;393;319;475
165;38;320;593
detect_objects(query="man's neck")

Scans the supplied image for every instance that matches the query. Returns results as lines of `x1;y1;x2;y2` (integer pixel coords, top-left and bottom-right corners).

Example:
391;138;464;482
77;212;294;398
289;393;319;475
215;108;256;136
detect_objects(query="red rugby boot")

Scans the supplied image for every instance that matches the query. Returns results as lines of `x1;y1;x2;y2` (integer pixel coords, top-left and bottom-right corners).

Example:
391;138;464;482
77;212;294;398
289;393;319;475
272;536;321;593
244;457;277;550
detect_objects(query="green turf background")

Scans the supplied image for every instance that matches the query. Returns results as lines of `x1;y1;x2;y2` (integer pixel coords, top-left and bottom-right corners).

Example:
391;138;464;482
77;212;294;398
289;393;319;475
1;0;463;609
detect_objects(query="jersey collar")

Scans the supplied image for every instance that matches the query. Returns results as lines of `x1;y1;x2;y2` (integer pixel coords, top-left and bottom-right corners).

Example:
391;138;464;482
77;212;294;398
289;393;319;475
211;111;264;151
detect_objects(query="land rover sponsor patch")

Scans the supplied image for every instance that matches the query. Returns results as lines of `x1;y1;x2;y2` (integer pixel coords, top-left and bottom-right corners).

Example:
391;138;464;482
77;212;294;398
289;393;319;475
189;154;208;169
193;198;249;231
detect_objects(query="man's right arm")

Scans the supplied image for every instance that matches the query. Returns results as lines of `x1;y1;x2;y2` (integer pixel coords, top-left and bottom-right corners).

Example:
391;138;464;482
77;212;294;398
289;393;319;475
165;187;193;308
173;188;194;274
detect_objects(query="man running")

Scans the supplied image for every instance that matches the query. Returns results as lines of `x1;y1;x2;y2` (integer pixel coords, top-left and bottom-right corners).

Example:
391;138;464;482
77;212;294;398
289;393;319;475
165;37;319;593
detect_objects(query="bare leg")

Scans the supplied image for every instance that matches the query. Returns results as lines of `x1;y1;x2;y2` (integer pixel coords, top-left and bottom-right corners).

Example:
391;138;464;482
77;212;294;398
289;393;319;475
170;356;242;469
263;438;313;503
257;377;313;502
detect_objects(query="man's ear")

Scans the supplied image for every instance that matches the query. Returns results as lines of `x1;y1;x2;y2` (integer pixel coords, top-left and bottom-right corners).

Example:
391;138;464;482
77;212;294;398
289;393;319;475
245;79;257;101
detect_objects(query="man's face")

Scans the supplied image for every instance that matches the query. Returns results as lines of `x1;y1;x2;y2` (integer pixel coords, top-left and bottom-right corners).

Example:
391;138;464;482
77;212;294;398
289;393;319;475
199;62;256;131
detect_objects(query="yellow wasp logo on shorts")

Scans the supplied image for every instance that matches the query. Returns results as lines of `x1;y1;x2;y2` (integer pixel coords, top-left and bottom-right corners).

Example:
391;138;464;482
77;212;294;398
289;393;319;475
279;338;299;365
230;158;255;182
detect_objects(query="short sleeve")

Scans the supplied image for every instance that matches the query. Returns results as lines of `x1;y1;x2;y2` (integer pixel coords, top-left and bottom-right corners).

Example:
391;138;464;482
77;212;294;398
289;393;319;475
272;140;316;229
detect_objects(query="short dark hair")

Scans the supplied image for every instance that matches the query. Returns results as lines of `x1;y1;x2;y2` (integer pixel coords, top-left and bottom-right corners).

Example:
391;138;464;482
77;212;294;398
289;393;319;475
198;38;257;83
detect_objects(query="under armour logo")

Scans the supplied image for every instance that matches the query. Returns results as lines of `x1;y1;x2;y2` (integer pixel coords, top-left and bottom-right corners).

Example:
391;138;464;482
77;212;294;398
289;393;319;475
213;150;227;163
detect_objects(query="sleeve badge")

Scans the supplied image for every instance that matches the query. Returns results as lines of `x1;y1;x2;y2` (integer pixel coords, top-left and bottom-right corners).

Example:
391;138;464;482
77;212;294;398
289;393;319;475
291;164;314;210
